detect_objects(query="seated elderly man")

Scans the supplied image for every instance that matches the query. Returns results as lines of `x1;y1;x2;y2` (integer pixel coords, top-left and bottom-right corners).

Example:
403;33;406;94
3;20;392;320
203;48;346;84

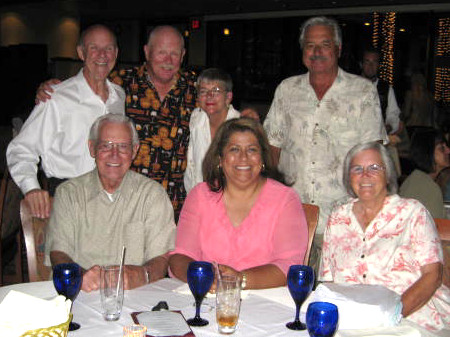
45;113;176;292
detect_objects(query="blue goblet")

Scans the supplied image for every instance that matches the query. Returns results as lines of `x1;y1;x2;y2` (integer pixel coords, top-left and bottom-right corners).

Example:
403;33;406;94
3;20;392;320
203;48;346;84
286;265;314;330
306;302;339;337
53;263;83;331
186;261;214;326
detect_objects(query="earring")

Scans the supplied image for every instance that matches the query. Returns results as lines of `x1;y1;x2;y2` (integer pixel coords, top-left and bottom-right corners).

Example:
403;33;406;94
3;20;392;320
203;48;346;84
217;164;221;171
261;163;265;171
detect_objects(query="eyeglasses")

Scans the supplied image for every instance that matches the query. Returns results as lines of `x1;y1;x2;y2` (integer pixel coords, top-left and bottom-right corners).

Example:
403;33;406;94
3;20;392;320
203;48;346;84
349;164;385;176
198;87;226;98
97;141;133;154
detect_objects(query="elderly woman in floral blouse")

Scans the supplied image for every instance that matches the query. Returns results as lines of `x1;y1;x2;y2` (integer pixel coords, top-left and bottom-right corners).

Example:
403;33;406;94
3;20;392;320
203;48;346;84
320;141;450;333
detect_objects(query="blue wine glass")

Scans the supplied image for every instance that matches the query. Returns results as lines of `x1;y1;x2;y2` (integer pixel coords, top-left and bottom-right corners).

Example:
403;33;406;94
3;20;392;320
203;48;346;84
306;302;339;337
186;261;214;326
53;263;83;331
286;265;314;330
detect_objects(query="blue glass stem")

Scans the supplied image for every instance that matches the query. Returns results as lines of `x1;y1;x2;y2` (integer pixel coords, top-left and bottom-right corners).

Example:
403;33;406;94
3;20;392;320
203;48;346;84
294;303;300;323
194;298;202;320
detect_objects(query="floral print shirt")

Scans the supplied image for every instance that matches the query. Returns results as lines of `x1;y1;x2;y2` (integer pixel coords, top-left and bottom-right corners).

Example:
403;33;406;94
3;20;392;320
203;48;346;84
264;68;387;233
320;194;450;331
110;65;197;220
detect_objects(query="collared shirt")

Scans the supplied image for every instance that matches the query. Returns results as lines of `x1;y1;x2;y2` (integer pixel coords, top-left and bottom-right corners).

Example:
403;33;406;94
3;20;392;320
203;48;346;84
110;65;197;219
184;105;240;193
264;68;388;233
320;195;450;332
45;169;176;270
7;69;125;195
373;78;401;134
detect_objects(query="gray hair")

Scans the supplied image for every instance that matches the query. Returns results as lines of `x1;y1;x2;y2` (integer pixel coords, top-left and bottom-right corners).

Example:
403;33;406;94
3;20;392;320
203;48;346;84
197;68;233;92
89;113;139;147
77;24;117;49
146;25;185;50
299;16;342;49
343;142;398;198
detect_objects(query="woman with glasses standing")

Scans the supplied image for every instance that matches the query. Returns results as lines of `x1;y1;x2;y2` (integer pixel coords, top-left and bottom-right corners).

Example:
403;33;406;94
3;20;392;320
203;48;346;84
320;141;450;333
184;68;241;193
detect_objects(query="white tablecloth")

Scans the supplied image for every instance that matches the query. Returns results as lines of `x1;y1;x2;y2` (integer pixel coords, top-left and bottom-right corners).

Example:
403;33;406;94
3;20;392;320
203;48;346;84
0;279;439;337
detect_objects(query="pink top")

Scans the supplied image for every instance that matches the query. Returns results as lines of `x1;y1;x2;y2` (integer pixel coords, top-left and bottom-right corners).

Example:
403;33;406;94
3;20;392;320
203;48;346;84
172;179;308;275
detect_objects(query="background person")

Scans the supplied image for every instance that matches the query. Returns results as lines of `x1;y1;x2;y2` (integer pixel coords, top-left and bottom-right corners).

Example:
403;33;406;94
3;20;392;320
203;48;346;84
45;114;176;292
184;68;240;193
320;141;450;332
170;118;308;290
360;47;401;135
7;24;124;218
399;129;448;218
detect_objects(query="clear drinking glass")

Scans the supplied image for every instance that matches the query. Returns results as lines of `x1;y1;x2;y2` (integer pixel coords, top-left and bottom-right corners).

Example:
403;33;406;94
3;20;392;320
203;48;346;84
100;265;124;321
216;275;241;334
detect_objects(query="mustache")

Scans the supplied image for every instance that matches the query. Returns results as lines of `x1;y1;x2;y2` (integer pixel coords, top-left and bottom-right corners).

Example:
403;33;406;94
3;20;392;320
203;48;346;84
309;55;328;61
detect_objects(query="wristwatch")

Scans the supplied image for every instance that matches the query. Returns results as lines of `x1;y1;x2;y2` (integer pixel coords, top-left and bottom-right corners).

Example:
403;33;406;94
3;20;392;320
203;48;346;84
240;272;247;290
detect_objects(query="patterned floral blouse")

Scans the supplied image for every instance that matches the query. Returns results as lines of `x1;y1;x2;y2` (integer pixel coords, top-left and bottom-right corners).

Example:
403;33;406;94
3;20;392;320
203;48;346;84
320;194;450;332
110;65;197;220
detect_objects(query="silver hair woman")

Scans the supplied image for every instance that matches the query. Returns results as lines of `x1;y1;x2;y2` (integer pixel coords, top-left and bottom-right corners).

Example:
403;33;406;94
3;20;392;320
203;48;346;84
320;141;450;332
342;141;398;197
299;16;342;48
89;113;139;147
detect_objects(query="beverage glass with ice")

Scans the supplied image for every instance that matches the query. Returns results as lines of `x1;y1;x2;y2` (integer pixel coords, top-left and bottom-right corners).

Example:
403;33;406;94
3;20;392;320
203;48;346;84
216;275;241;334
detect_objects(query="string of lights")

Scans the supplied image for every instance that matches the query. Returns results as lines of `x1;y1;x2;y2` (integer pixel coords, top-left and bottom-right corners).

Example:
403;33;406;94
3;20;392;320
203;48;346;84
434;18;450;103
372;12;380;49
378;12;396;86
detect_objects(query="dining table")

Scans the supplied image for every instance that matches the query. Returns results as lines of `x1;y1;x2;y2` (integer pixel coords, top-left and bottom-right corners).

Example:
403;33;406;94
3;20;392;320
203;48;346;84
0;278;442;337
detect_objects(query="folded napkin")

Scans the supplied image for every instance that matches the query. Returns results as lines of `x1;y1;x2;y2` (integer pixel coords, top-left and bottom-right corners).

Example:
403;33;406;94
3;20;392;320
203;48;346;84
0;290;71;337
301;283;402;330
173;282;249;299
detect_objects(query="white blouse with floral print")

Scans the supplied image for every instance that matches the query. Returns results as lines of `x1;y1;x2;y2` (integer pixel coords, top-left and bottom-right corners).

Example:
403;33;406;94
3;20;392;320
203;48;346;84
320;194;450;332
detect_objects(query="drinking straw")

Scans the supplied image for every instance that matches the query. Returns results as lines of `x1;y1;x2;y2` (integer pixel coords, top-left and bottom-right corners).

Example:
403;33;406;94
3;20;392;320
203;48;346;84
117;246;126;298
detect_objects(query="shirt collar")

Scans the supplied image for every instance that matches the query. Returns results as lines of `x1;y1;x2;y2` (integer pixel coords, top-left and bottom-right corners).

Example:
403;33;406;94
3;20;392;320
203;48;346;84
87;168;133;202
76;68;116;104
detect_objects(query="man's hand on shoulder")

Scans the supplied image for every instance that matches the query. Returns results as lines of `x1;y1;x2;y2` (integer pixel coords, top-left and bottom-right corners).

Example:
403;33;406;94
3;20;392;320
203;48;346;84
82;265;101;292
35;78;61;104
25;189;51;218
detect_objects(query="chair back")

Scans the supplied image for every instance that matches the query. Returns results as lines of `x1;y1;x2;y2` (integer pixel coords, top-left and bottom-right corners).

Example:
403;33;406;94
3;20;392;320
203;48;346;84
303;203;319;265
20;200;51;282
434;218;450;288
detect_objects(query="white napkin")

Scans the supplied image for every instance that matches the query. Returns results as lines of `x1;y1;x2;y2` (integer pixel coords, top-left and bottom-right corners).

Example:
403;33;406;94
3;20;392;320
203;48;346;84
300;283;402;330
173;282;249;299
0;290;71;337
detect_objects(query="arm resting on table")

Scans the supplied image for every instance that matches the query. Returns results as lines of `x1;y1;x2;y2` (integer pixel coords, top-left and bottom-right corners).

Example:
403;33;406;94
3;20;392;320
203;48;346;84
169;253;195;283
401;262;442;317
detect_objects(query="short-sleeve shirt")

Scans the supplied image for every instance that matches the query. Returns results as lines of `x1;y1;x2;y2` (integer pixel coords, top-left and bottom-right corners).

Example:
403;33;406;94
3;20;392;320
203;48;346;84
264;68;387;233
110;65;197;220
320;194;450;331
171;179;308;275
45;169;176;269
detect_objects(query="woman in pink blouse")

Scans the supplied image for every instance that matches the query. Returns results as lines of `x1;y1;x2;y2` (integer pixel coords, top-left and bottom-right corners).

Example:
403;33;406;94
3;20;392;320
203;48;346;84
169;118;308;290
321;142;450;332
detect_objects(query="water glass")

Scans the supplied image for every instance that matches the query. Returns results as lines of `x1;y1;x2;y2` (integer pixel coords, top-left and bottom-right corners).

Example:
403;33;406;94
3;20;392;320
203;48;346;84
123;324;147;336
306;301;339;337
216;275;241;334
100;265;124;321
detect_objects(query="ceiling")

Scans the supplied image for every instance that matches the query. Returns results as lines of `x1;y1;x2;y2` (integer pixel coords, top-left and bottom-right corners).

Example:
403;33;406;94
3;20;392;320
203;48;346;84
2;0;450;21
